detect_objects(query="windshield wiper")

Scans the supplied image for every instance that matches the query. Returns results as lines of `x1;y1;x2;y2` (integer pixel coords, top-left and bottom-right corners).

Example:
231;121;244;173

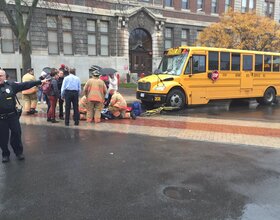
154;72;165;86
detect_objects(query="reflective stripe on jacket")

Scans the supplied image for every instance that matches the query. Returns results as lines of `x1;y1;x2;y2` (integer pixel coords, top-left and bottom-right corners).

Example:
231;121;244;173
109;92;127;110
84;78;107;102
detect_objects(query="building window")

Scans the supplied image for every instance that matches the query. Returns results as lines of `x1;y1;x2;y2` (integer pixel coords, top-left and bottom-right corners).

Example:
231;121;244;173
197;0;204;11
165;27;173;49
165;0;173;7
87;20;96;56
182;0;189;9
181;29;189;45
225;0;231;12
264;1;274;17
269;2;274;16
62;17;73;55
100;21;109;56
249;0;254;11
47;16;58;54
154;0;163;4
211;0;218;13
74;0;85;6
241;0;247;12
1;27;14;53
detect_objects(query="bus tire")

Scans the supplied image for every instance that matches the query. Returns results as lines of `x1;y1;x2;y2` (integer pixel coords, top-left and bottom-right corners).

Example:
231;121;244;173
258;87;276;105
166;89;186;109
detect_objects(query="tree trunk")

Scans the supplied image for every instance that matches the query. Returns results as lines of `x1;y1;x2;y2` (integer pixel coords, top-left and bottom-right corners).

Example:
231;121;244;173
20;38;31;75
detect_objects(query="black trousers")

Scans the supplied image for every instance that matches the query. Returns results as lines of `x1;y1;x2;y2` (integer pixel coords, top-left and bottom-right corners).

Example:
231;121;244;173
0;114;23;157
64;90;79;124
58;97;64;118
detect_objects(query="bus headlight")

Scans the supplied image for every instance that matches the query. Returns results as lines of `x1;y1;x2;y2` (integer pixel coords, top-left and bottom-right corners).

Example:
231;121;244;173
154;85;166;91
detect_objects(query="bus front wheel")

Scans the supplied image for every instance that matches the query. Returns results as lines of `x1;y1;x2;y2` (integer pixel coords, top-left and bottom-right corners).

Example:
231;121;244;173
166;89;186;109
257;87;276;105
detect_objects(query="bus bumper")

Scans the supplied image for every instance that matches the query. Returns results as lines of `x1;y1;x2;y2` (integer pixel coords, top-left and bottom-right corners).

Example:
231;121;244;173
136;91;167;103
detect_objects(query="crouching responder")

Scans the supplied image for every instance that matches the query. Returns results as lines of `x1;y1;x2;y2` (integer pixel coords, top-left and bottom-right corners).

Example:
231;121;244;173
83;70;107;123
0;69;48;163
79;95;88;120
108;89;136;120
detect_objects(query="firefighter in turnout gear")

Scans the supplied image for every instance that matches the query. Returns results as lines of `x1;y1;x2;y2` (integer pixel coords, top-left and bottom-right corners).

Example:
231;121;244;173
83;70;107;123
0;69;48;163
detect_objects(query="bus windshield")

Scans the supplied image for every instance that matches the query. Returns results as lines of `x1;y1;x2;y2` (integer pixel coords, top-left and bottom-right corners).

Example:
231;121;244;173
157;53;188;76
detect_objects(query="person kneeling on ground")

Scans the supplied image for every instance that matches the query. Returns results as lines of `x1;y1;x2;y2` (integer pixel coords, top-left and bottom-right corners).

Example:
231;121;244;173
108;89;136;120
79;95;88;120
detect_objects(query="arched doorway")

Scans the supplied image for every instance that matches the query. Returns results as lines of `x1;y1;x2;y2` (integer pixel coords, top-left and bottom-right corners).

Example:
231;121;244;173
129;28;152;75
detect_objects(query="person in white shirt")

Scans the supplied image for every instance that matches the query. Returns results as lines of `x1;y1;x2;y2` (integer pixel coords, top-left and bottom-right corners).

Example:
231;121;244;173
105;73;118;107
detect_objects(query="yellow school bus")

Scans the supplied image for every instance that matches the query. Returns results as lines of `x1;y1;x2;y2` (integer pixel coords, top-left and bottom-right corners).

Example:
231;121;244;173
136;46;280;108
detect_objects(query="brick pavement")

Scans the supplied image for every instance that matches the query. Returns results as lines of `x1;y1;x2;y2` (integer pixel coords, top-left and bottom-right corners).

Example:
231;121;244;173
20;109;280;149
18;87;280;149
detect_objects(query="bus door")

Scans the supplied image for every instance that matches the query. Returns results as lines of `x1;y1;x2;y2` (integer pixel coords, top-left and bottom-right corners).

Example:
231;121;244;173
183;51;208;104
241;54;253;90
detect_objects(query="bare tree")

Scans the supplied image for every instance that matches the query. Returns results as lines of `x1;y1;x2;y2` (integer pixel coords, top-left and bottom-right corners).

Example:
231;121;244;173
0;0;40;74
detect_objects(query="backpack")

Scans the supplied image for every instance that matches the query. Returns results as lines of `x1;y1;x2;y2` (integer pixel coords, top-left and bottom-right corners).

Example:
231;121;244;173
131;101;142;116
42;81;51;95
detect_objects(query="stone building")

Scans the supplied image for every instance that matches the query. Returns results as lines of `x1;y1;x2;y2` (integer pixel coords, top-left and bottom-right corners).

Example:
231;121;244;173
0;0;279;82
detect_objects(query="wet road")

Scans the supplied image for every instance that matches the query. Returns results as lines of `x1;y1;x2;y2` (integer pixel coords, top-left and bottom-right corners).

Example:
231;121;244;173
0;125;280;220
164;99;280;123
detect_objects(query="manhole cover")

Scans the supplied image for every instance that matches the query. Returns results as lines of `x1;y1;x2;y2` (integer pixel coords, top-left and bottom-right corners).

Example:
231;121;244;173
163;186;193;200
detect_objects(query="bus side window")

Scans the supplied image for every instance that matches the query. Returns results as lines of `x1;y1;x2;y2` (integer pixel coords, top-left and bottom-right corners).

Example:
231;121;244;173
208;51;219;70
231;53;240;71
264;55;272;72
220;52;230;70
255;54;263;71
192;55;206;74
273;56;280;72
184;59;191;75
243;55;253;71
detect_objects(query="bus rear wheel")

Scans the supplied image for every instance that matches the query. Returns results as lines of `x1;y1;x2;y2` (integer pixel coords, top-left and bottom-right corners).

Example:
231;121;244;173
256;87;276;105
166;89;186;109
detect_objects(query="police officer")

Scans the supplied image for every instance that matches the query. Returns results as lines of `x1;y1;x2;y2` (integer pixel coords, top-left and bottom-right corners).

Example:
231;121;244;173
0;69;48;163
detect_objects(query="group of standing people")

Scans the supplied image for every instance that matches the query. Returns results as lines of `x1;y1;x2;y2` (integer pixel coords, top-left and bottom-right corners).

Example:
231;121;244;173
83;69;136;123
0;65;138;163
40;66;81;126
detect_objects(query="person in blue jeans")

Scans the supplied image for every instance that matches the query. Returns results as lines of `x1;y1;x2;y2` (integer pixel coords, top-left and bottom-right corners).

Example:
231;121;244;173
37;85;46;104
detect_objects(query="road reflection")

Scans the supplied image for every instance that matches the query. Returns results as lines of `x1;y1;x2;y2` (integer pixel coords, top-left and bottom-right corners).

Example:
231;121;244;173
163;99;280;122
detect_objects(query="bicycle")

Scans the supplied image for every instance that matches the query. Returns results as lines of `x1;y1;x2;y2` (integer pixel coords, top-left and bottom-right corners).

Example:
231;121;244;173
140;106;180;117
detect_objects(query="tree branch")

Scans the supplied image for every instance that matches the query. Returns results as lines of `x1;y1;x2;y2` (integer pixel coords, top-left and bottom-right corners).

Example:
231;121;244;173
0;0;19;36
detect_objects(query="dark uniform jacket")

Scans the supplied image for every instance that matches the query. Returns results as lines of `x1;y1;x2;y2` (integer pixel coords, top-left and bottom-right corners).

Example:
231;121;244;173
0;80;41;114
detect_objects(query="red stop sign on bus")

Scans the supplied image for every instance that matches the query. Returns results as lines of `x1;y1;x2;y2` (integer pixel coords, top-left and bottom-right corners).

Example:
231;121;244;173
211;70;219;81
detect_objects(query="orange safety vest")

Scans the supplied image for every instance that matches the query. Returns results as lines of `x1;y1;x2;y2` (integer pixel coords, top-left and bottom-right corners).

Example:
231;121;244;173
109;92;127;110
84;78;107;102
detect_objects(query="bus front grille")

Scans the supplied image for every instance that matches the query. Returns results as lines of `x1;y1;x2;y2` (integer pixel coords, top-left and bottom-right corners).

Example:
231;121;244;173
138;82;151;91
